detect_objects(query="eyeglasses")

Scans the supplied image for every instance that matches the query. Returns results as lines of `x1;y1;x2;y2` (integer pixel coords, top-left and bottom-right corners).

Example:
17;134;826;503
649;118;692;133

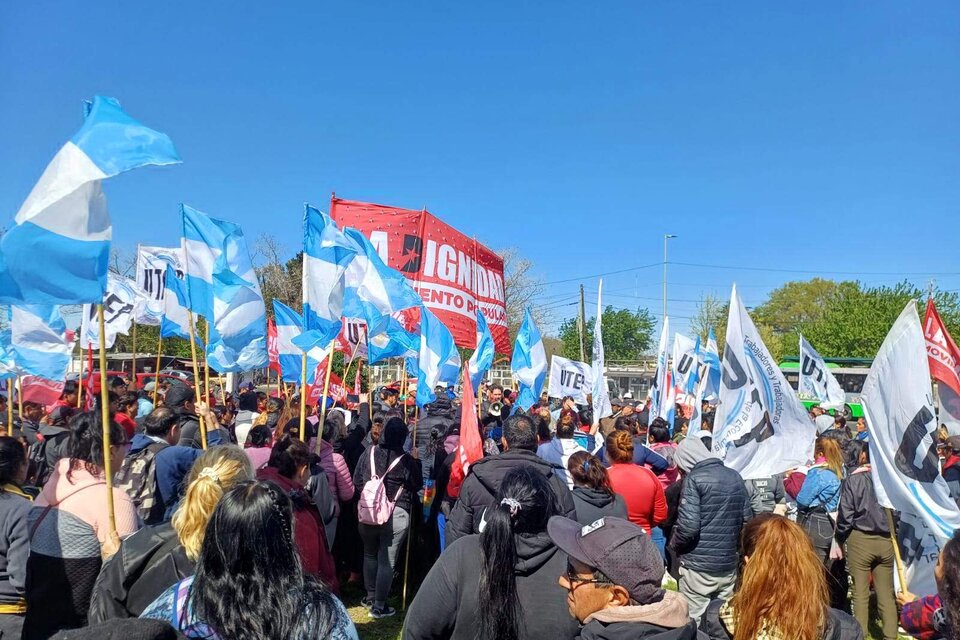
564;564;610;592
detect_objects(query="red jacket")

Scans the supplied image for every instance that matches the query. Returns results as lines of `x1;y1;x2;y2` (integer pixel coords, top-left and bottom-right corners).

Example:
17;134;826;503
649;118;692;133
114;412;137;440
257;466;339;594
607;462;668;533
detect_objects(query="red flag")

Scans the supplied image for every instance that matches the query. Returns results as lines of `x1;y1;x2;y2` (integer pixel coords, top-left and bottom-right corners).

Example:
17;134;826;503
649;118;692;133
447;366;484;499
923;298;960;395
267;318;281;375
21;376;65;409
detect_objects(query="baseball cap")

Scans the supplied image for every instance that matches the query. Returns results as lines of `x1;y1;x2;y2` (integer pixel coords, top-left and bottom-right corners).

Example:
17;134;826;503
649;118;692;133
946;436;960;453
547;516;664;604
164;384;195;409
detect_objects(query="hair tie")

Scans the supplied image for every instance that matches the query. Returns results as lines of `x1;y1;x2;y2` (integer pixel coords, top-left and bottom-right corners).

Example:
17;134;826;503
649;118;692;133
198;468;221;484
500;497;521;517
582;459;590;472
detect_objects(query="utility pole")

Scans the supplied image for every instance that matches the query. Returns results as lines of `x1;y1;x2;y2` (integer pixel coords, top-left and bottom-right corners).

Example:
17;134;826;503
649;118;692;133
663;234;677;324
578;284;586;362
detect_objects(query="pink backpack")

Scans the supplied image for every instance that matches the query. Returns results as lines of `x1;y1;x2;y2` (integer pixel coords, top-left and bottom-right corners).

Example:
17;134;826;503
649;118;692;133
358;447;405;525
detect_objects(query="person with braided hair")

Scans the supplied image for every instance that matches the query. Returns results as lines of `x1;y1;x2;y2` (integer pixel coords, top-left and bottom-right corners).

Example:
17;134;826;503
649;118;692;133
404;466;580;640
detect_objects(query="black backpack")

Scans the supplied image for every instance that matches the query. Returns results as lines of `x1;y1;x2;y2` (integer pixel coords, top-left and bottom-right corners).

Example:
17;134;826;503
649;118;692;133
27;428;70;487
115;441;169;525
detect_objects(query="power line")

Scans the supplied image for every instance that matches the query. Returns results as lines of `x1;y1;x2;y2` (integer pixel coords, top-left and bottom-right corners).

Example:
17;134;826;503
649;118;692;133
540;262;661;286
670;261;960;277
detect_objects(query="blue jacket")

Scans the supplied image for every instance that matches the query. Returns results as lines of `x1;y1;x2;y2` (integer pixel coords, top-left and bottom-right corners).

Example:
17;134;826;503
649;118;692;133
597;437;669;474
154;445;204;520
797;466;842;512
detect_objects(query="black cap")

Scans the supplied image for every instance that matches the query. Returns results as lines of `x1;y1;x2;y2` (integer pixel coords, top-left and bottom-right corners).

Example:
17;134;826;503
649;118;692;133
547;516;664;604
164;384;195;409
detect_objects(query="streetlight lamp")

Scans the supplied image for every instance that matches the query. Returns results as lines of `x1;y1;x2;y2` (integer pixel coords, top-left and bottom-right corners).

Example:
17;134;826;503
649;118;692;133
663;234;677;324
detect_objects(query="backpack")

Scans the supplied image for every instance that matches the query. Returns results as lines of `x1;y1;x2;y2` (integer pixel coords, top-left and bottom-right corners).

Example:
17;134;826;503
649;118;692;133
357;446;404;526
27;428;70;487
115;440;169;524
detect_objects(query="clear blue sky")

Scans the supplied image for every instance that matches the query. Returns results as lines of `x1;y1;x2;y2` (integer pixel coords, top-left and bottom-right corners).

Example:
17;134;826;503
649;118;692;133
3;2;959;340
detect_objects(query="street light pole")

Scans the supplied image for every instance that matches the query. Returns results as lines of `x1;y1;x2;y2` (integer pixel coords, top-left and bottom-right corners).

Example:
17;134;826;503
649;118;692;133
663;234;677;325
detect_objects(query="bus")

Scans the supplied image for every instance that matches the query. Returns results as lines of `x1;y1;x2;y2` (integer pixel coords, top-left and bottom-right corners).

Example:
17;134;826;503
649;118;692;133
778;357;872;418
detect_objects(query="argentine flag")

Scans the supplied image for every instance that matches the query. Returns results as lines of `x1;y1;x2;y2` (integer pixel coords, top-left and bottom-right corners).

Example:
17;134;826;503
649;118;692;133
511;308;546;411
417;307;456;407
10;305;71;381
161;265;195;342
368;317;419;364
0;96;180;304
467;309;495;392
301;205;357;350
181;205;267;372
273;301;328;384
0;331;16;381
342;228;421;336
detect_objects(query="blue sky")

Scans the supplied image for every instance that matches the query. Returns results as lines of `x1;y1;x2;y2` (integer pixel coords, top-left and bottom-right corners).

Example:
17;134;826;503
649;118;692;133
3;2;959;340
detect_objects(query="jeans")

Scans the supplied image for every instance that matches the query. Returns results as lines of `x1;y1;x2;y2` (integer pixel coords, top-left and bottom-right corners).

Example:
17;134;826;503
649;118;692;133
437;513;447;552
846;530;897;640
798;510;834;563
678;566;736;620
359;507;410;608
650;527;666;562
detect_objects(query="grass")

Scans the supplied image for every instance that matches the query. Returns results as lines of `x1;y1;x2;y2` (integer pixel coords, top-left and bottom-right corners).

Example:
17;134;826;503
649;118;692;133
342;580;405;640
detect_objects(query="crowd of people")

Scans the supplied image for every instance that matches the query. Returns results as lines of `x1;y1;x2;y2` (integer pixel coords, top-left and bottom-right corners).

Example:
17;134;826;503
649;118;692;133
0;373;956;639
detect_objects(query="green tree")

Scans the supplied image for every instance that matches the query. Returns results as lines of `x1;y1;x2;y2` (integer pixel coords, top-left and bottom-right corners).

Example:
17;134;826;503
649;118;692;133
558;306;656;362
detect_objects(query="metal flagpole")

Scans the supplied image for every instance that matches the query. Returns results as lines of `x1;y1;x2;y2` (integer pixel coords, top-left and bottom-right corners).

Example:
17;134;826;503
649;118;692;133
299;352;308;442
187;313;207;450
97;305;119;541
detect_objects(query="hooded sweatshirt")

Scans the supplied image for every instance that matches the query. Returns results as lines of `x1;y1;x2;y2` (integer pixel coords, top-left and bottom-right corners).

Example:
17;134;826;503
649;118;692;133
403;532;580;640
537;438;587;489
571;486;628;526
0;484;32;609
23;459;139;639
578;591;700;640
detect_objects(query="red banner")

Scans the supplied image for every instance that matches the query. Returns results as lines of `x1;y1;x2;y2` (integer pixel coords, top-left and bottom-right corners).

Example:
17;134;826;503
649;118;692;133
267;318;281;375
924;298;960;395
330;197;510;355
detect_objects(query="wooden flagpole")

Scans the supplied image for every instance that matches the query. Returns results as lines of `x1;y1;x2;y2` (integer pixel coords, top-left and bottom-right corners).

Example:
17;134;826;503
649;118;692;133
204;323;212;406
217;374;227;406
97;305;119;540
6;380;13;437
17;377;23;418
885;508;908;591
299;352;308;442
315;341;336;454
187;313;207;450
153;335;163;406
131;323;137;376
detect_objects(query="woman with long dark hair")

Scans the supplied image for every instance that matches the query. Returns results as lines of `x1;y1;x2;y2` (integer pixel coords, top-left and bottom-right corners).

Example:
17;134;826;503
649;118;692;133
23;412;139;639
140;480;357;639
566;450;627;525
404;466;580;640
900;529;960;640
699;514;861;640
243;424;273;471
0;436;32;637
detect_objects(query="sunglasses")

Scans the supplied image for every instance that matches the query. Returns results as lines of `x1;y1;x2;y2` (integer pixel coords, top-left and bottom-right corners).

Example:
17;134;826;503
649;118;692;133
564;563;609;592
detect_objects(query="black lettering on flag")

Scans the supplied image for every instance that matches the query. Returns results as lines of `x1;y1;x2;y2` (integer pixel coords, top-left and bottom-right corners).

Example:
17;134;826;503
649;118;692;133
895;406;940;483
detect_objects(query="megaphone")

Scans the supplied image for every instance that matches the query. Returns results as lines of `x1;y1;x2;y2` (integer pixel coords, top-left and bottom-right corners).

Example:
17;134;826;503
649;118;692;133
488;402;504;418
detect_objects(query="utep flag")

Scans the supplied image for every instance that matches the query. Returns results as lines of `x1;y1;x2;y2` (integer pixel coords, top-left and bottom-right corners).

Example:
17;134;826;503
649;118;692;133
80;274;141;349
511;308;546;411
467;309;495;392
417;307;456;407
862;301;960;596
135;245;184;326
302;206;357;349
672;333;700;397
798;335;846;410
548;356;593;405
342;227;421;336
448;365;483;499
161;265;193;342
651;318;670;420
924;298;960;435
702;328;721;400
713;285;815;480
181;205;267;372
10;305;71;381
592;280;612;426
0;96;180;304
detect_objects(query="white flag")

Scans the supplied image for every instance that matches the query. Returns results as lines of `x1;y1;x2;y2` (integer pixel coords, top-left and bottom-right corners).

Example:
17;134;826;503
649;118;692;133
591;280;612;426
862;301;960;596
713;285;815;480
652;317;671;420
798;335;846;410
672;333;700;398
548;355;593;404
79;274;141;349
135;245;185;326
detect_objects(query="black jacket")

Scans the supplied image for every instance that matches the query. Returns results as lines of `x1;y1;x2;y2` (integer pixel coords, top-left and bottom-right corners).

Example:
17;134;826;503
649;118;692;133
175;412;231;450
352;443;423;515
835;467;889;542
579;620;703;640
446;449;577;545
87;523;194;623
403;532;580;640
671;459;752;574
699;599;863;640
414;400;456;481
571;487;628;526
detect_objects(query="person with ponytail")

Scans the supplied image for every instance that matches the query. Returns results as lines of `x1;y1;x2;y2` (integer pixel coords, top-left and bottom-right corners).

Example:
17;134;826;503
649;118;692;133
243;424;274;470
567;450;627;526
141;480;358;640
0;436;33;638
88;445;254;622
404;466;579;640
605;431;667;537
699;514;862;640
23;411;139;639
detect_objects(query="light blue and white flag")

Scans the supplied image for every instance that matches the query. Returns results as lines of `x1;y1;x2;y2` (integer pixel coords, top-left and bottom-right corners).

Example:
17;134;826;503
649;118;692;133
368;317;419;365
417;307;457;407
80;273;141;349
591;280;612;426
467;309;495;392
181;205;267;372
0;96;180;304
274;301;307;384
511;307;547;411
439;349;461;388
342;228;421;336
10;305;71;381
161;265;194;342
702;328;721;400
0;332;16;381
651;317;670;420
672;333;700;397
798;334;846;410
301;205;358;350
